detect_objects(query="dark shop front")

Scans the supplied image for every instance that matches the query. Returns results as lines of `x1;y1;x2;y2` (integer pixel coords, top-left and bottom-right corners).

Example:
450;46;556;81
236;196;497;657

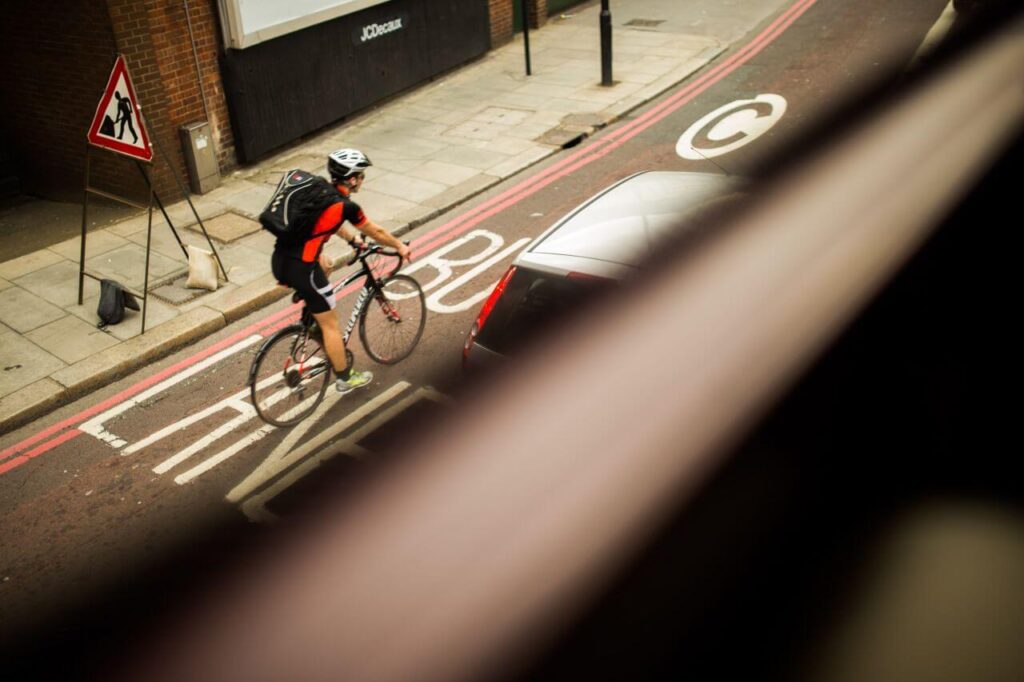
218;0;492;162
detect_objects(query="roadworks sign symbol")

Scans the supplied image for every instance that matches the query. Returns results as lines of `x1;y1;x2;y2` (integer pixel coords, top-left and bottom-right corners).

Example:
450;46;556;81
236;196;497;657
87;55;153;162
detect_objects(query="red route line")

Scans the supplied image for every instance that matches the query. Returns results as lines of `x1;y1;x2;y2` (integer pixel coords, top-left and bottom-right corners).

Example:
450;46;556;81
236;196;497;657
412;0;817;257
0;302;301;463
0;0;816;476
0;429;82;476
408;0;818;255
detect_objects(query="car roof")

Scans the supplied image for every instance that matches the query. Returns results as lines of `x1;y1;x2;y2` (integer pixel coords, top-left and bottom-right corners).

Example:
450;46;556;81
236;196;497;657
517;171;741;277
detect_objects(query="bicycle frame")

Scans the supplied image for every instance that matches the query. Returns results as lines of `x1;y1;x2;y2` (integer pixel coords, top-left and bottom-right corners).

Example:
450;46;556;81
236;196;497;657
248;247;400;388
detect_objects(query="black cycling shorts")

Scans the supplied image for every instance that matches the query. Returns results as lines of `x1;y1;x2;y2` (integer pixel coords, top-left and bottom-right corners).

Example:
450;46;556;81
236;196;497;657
271;251;336;314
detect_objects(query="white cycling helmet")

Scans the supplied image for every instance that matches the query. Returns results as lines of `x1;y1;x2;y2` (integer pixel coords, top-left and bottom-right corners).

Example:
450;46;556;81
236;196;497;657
328;148;372;181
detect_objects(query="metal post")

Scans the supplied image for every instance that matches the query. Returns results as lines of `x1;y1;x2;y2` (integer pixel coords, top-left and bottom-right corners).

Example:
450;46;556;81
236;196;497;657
142;163;153;334
79;144;91;305
521;0;532;76
136;162;188;259
600;0;613;86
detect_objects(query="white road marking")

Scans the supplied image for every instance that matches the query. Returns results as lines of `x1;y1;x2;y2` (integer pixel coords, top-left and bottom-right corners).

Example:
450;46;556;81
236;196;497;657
677;94;787;160
404;229;530;313
134;389;253;461
227;381;412;504
78;335;262;449
426;238;531;314
236;385;451;522
98;229;521;491
176;385;348;486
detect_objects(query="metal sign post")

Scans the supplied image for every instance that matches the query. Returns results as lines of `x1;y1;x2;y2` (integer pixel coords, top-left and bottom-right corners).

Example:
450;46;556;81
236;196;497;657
79;54;227;334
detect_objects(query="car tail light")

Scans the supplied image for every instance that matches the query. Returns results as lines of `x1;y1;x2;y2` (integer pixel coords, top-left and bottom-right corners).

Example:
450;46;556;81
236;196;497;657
463;265;517;366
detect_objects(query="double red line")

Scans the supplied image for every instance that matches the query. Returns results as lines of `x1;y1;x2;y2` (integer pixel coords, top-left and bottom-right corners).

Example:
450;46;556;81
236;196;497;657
0;0;818;476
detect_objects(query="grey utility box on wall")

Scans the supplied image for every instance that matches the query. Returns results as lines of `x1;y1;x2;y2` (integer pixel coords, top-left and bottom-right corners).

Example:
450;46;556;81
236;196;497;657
179;121;220;194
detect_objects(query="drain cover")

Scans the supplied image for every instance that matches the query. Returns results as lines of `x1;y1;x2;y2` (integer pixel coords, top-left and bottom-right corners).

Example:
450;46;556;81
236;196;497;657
625;18;665;28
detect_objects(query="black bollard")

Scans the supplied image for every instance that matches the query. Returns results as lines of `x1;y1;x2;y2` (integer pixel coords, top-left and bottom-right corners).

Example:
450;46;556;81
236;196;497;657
521;0;532;76
600;0;613;85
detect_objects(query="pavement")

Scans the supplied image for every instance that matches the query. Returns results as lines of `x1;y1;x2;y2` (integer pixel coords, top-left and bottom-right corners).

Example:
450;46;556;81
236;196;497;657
0;0;788;433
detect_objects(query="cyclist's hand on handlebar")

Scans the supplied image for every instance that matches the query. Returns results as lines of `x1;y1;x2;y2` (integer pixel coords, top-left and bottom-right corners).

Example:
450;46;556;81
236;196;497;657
397;241;412;263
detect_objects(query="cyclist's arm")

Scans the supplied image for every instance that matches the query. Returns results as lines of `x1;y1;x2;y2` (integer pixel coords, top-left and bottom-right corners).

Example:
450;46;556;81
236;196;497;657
352;220;412;262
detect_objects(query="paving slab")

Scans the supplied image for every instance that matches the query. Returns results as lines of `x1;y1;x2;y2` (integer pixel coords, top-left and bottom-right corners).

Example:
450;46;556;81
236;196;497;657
121;220;211;261
100;296;182;342
186;212;262;244
423;174;501;211
48;230;129;262
198;274;289;324
25;314;120;365
351;189;420;223
407;160;487;187
217;242;276;286
0;378;66;434
369;172;449;204
85;243;186;292
50;306;225;398
0;250;65;281
60;293;180;341
14;260;101;309
0;287;68;333
0;332;66;396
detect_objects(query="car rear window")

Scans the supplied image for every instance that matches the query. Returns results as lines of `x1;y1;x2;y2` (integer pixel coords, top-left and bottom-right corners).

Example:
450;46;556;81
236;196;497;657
477;267;613;356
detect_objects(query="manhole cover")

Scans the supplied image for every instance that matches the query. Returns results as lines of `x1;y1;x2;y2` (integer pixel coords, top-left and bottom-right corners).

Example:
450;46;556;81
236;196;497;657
188;212;261;243
625;18;665;28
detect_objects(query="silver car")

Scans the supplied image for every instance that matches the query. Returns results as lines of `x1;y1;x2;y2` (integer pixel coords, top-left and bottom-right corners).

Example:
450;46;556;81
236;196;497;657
463;170;742;368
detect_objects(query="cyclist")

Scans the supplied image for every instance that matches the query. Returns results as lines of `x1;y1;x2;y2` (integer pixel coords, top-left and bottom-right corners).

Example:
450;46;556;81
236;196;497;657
271;148;412;394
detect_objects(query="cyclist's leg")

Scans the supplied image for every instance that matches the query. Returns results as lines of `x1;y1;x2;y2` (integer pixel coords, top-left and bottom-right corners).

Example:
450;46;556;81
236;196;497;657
312;309;348;374
301;264;350;375
274;253;349;374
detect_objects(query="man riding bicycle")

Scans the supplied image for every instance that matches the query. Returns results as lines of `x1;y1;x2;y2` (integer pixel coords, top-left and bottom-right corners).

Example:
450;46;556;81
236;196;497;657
271;148;412;394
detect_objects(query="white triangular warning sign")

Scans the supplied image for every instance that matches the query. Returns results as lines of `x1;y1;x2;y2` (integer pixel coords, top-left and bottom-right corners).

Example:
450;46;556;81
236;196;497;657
87;55;153;162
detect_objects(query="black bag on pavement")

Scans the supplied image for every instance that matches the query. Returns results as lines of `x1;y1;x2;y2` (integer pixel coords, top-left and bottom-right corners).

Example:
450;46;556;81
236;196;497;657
97;279;141;329
259;169;342;244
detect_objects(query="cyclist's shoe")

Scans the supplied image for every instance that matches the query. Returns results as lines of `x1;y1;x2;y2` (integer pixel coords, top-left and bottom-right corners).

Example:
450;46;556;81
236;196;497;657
336;369;373;394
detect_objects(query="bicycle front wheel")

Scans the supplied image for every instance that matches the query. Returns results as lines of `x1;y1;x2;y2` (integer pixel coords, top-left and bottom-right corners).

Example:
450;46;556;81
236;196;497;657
250;325;331;427
359;274;426;365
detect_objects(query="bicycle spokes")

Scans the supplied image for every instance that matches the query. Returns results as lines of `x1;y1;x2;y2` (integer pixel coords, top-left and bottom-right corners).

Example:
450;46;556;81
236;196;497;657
250;327;332;427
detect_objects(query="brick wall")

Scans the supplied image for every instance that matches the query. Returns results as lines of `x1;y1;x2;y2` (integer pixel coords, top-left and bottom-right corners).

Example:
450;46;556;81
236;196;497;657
107;0;236;200
487;0;550;48
146;0;235;172
488;0;513;47
0;0;235;203
0;1;129;201
528;0;549;29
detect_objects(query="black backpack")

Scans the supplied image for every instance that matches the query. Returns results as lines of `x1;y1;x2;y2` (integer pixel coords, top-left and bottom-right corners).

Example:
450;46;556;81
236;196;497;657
97;278;141;329
259;169;342;244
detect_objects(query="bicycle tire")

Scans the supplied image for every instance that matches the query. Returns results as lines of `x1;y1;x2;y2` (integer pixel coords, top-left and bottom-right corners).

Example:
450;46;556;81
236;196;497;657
250;325;331;427
359;274;426;365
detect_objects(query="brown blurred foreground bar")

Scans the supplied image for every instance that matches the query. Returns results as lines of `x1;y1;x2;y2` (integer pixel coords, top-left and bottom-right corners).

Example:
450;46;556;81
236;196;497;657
114;11;1024;682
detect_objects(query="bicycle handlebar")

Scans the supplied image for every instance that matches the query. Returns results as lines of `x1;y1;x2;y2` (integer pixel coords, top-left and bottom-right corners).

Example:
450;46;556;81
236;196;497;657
345;241;407;266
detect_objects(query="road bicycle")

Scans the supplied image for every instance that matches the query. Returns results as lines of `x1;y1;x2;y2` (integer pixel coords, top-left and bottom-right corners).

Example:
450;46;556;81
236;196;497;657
248;243;425;427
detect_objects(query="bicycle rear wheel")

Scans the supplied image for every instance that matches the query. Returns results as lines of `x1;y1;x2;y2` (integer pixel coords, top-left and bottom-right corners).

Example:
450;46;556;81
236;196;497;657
250;325;331;427
359;274;426;365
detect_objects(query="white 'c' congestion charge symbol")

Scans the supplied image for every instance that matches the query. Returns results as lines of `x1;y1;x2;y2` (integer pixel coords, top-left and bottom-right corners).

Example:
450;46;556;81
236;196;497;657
677;94;787;160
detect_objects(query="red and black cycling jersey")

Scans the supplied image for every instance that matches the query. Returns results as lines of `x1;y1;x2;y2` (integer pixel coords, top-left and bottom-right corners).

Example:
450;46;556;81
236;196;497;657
274;186;368;263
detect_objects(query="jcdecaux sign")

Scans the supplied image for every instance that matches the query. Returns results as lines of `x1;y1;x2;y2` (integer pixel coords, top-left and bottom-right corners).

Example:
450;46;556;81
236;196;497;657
356;16;406;43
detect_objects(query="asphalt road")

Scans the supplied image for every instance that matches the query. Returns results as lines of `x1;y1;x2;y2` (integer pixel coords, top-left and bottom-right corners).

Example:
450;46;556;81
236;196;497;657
0;0;951;667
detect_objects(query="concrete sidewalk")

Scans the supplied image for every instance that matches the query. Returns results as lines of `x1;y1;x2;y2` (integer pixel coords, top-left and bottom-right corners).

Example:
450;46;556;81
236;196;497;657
0;0;786;433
